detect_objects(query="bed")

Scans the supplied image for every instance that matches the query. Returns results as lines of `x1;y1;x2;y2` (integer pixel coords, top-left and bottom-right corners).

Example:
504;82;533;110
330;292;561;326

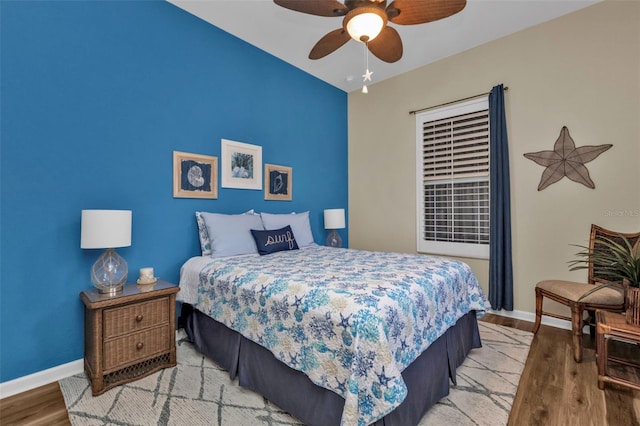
178;238;490;426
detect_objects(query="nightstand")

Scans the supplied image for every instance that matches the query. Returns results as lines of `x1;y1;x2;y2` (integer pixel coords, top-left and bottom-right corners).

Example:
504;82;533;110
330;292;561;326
80;280;180;396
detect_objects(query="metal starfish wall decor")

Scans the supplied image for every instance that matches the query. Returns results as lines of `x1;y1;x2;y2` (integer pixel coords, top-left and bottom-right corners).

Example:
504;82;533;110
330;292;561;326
524;126;612;191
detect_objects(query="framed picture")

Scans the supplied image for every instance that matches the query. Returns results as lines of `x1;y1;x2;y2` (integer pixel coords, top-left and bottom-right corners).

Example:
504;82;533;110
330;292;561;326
221;139;262;190
264;164;292;201
173;151;218;199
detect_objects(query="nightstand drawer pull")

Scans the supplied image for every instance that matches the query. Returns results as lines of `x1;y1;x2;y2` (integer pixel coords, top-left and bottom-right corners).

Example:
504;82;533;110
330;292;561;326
136;342;144;350
136;314;144;322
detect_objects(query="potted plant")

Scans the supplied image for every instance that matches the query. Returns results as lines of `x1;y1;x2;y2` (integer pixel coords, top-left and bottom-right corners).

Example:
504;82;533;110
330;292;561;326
568;234;640;325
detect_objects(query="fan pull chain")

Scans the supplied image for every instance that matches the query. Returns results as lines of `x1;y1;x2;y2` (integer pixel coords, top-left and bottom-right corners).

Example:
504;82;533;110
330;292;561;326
362;42;372;94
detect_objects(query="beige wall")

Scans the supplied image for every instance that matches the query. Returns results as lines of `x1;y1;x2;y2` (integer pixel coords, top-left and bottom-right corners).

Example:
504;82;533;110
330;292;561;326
348;0;640;316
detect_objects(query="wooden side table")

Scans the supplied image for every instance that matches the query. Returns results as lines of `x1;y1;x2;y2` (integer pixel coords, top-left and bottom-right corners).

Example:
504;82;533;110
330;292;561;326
80;280;180;395
595;310;640;391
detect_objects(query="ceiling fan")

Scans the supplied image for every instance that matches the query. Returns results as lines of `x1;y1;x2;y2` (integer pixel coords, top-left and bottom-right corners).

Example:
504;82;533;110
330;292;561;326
273;0;467;63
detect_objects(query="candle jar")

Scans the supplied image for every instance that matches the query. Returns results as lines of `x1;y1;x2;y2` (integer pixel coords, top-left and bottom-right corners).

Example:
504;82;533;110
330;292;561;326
137;267;156;285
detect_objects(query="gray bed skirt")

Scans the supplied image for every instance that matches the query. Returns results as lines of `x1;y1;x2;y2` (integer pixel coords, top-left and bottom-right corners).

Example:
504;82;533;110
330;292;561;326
180;304;481;426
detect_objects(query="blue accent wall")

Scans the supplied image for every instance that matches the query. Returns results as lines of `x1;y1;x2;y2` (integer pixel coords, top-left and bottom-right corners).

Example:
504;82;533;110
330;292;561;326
0;0;348;383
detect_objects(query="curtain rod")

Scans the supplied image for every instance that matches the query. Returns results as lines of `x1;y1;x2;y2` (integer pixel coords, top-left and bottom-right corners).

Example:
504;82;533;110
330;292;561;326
408;86;509;115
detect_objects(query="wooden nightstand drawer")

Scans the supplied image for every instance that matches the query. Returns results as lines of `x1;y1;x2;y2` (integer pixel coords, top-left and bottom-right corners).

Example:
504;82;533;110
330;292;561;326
103;324;170;371
103;298;169;338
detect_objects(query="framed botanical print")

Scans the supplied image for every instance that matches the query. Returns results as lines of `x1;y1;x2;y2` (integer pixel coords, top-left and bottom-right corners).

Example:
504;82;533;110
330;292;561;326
264;164;292;201
173;151;218;199
221;139;262;190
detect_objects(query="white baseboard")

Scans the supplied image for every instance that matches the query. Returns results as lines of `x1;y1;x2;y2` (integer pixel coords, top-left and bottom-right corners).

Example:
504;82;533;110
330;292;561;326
0;359;83;399
487;308;598;335
0;310;575;399
487;308;570;331
0;330;186;398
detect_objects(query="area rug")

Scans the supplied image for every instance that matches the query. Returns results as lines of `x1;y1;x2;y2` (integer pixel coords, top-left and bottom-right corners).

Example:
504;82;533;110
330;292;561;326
59;322;532;426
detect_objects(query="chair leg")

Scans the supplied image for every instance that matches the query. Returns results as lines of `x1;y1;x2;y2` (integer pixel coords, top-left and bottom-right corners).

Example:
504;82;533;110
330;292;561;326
587;309;596;338
533;287;543;334
571;302;584;363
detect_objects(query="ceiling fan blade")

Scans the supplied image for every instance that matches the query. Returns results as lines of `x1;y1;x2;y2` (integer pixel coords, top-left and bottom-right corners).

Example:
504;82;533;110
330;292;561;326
273;0;348;17
387;0;466;25
309;28;351;59
367;26;403;63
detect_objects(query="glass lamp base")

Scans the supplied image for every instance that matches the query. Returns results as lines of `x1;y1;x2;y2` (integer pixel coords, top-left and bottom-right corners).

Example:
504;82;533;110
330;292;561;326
326;229;342;248
91;248;128;294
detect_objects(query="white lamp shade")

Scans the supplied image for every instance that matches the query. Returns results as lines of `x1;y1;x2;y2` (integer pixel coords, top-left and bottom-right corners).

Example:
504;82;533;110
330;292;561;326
81;210;132;249
324;209;345;230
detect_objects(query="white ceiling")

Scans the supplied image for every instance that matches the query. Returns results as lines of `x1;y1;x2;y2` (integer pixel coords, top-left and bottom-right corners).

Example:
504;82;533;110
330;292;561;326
168;0;600;93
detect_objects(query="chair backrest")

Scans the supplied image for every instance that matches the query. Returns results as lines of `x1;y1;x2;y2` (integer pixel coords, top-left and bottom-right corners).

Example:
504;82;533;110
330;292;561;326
588;224;640;284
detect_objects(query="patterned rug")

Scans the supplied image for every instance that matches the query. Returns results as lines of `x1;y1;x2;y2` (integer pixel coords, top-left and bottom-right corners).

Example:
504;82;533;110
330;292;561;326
59;322;532;426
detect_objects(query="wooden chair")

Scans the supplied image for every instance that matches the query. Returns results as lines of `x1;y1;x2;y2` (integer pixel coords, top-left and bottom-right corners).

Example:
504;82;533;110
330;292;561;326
532;224;640;363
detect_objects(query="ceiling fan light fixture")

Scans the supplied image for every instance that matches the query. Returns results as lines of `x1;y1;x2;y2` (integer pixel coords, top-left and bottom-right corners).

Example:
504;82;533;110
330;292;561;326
344;7;387;43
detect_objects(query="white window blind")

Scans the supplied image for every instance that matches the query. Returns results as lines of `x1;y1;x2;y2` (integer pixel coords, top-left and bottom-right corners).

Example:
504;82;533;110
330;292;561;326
416;97;490;259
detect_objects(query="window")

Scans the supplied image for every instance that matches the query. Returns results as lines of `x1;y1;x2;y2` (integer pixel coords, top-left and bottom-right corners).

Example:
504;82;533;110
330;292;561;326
416;97;490;259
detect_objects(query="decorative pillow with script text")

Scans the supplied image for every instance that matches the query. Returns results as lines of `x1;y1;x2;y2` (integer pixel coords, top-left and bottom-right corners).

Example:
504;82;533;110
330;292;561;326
251;225;299;256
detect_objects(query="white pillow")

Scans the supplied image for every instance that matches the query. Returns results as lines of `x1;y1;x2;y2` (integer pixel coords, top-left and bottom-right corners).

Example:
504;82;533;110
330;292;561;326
260;211;314;248
199;211;263;257
196;210;255;256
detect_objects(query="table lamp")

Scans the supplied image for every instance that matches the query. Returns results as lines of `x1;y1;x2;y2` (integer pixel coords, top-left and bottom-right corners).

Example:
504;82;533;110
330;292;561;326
81;209;132;294
324;208;345;248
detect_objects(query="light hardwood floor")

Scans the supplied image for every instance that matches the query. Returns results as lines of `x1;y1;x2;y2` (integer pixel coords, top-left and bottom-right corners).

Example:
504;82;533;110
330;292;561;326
1;315;638;425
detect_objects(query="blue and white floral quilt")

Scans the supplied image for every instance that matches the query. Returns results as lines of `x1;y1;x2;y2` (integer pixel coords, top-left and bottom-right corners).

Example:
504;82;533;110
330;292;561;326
180;245;490;426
